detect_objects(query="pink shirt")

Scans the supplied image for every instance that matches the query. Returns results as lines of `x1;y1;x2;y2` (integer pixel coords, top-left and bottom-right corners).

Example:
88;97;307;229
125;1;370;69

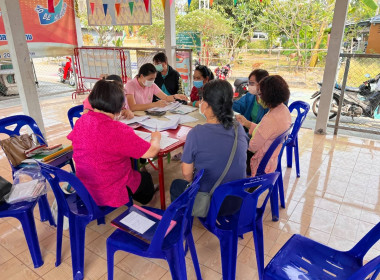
125;77;161;104
249;103;291;176
67;111;150;207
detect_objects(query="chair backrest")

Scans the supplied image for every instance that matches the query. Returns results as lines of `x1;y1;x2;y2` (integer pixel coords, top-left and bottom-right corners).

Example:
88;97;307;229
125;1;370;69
204;172;280;231
37;162;104;220
288;101;310;140
147;169;204;253
347;255;380;280
67;105;84;129
256;126;292;176
0;115;46;145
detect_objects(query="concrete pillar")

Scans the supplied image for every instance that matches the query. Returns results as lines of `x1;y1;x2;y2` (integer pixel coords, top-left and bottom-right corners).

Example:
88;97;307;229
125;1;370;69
164;0;176;68
314;0;349;134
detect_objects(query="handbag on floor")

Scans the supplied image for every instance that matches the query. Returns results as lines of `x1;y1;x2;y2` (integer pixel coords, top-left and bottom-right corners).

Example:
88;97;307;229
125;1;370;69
0;176;12;205
192;124;238;218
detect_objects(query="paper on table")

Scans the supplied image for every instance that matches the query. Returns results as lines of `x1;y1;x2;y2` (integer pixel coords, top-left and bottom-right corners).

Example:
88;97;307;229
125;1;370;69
119;211;155;234
169;104;197;115
165;114;198;124
139;115;180;132
147;102;181;113
135;130;179;149
119;115;150;125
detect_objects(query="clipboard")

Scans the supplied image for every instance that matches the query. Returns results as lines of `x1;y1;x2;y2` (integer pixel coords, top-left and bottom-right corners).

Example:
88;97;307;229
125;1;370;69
111;205;177;244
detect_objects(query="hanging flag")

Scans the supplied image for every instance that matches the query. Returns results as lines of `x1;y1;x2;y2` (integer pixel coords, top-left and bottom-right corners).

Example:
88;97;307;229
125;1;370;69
144;0;150;12
161;0;165;9
90;2;95;14
48;0;55;13
103;3;108;15
233;0;237;6
188;0;191;6
129;1;134;14
115;3;121;16
170;0;173;6
210;0;213;6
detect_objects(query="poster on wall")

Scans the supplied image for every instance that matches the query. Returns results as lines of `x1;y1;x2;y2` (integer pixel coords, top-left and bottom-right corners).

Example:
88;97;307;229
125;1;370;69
0;0;77;58
176;51;192;96
87;0;152;26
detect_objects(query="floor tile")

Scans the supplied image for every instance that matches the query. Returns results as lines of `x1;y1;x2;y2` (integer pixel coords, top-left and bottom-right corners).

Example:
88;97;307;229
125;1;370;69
0;257;40;280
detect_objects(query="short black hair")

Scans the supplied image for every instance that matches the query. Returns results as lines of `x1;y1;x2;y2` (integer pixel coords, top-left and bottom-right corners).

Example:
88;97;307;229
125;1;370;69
195;65;215;81
259;75;290;108
137;63;157;78
105;74;123;83
202;80;234;129
153;52;167;64
88;79;125;114
248;69;269;83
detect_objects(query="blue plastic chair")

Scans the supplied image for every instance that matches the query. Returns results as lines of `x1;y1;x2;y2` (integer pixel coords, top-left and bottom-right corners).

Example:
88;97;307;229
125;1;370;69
264;222;380;280
68;104;84;129
285;101;310;177
37;162;125;280
199;172;280;280
0;196;43;268
0;115;58;226
256;126;292;222
107;170;204;280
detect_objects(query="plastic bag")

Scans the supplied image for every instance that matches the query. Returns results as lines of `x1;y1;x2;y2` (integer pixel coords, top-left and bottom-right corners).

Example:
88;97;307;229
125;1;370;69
5;166;48;204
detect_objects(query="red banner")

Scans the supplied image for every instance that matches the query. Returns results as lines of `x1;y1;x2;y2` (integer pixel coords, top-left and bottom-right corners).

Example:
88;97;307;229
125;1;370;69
0;0;77;58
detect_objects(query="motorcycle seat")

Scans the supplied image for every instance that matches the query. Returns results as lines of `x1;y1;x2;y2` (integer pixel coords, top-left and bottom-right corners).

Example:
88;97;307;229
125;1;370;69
234;77;248;87
335;84;360;93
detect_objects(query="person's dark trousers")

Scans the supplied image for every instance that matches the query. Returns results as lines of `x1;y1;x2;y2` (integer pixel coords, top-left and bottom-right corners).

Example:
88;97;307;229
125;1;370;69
127;171;155;205
368;91;380;115
170;179;189;202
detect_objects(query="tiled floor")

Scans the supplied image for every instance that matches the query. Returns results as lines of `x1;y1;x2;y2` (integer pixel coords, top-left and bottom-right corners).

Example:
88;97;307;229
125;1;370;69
1;95;380;279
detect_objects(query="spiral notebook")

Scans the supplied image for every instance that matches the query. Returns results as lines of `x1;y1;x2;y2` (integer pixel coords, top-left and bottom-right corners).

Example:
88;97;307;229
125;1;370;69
111;205;177;244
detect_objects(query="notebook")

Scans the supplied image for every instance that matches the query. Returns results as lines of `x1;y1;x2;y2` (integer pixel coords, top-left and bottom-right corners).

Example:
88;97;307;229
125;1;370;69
111;205;177;244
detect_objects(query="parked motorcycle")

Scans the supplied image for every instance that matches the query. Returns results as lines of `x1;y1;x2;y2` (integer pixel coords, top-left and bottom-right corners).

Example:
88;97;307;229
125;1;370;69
311;74;380;120
233;77;248;100
58;57;75;86
215;64;231;80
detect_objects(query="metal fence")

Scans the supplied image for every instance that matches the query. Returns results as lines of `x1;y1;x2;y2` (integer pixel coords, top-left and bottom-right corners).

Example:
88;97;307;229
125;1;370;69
327;53;380;136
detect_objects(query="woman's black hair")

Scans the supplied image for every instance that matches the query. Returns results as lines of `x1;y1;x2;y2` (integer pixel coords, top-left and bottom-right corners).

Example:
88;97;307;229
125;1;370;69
137;63;157;78
88;79;125;114
105;74;123;83
259;75;290;108
195;65;215;81
153;52;168;64
248;69;269;83
202;79;234;129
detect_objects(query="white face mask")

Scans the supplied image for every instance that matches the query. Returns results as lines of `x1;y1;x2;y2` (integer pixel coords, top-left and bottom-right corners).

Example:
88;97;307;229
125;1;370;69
248;85;257;95
144;80;154;87
198;100;206;119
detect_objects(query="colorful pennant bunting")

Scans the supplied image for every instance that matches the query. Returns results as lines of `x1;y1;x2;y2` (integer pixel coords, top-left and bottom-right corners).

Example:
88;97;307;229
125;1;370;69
188;0;191;7
129;2;134;15
210;0;213;6
144;0;150;12
161;0;165;9
103;3;108;15
170;0;173;6
90;2;95;14
48;0;55;13
233;0;237;6
115;3;121;16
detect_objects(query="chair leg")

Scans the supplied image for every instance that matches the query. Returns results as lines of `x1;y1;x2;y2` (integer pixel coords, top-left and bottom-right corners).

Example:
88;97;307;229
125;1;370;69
69;159;76;173
165;242;187;280
106;241;116;280
294;138;300;177
18;210;44;268
219;232;238;280
286;144;293;168
55;209;64;266
38;194;56;226
186;233;202;280
277;168;286;209
68;216;87;280
253;218;265;280
270;183;279;221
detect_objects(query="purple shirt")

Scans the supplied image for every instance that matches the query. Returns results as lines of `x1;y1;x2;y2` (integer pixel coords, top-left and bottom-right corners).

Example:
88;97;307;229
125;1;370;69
181;123;249;192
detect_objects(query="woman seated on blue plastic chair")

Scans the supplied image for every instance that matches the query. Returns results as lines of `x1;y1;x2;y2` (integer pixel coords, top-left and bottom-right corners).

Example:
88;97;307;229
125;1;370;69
236;75;291;177
67;79;161;207
170;79;249;216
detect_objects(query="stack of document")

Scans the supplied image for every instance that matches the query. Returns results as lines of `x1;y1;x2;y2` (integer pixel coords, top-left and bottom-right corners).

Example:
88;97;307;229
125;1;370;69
135;130;179;150
139;115;181;132
147;102;181;113
165;114;198;124
169;104;197;115
119;115;150;125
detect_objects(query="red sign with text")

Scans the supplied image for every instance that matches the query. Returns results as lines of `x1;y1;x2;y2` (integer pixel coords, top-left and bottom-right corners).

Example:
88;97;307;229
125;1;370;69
0;0;77;58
